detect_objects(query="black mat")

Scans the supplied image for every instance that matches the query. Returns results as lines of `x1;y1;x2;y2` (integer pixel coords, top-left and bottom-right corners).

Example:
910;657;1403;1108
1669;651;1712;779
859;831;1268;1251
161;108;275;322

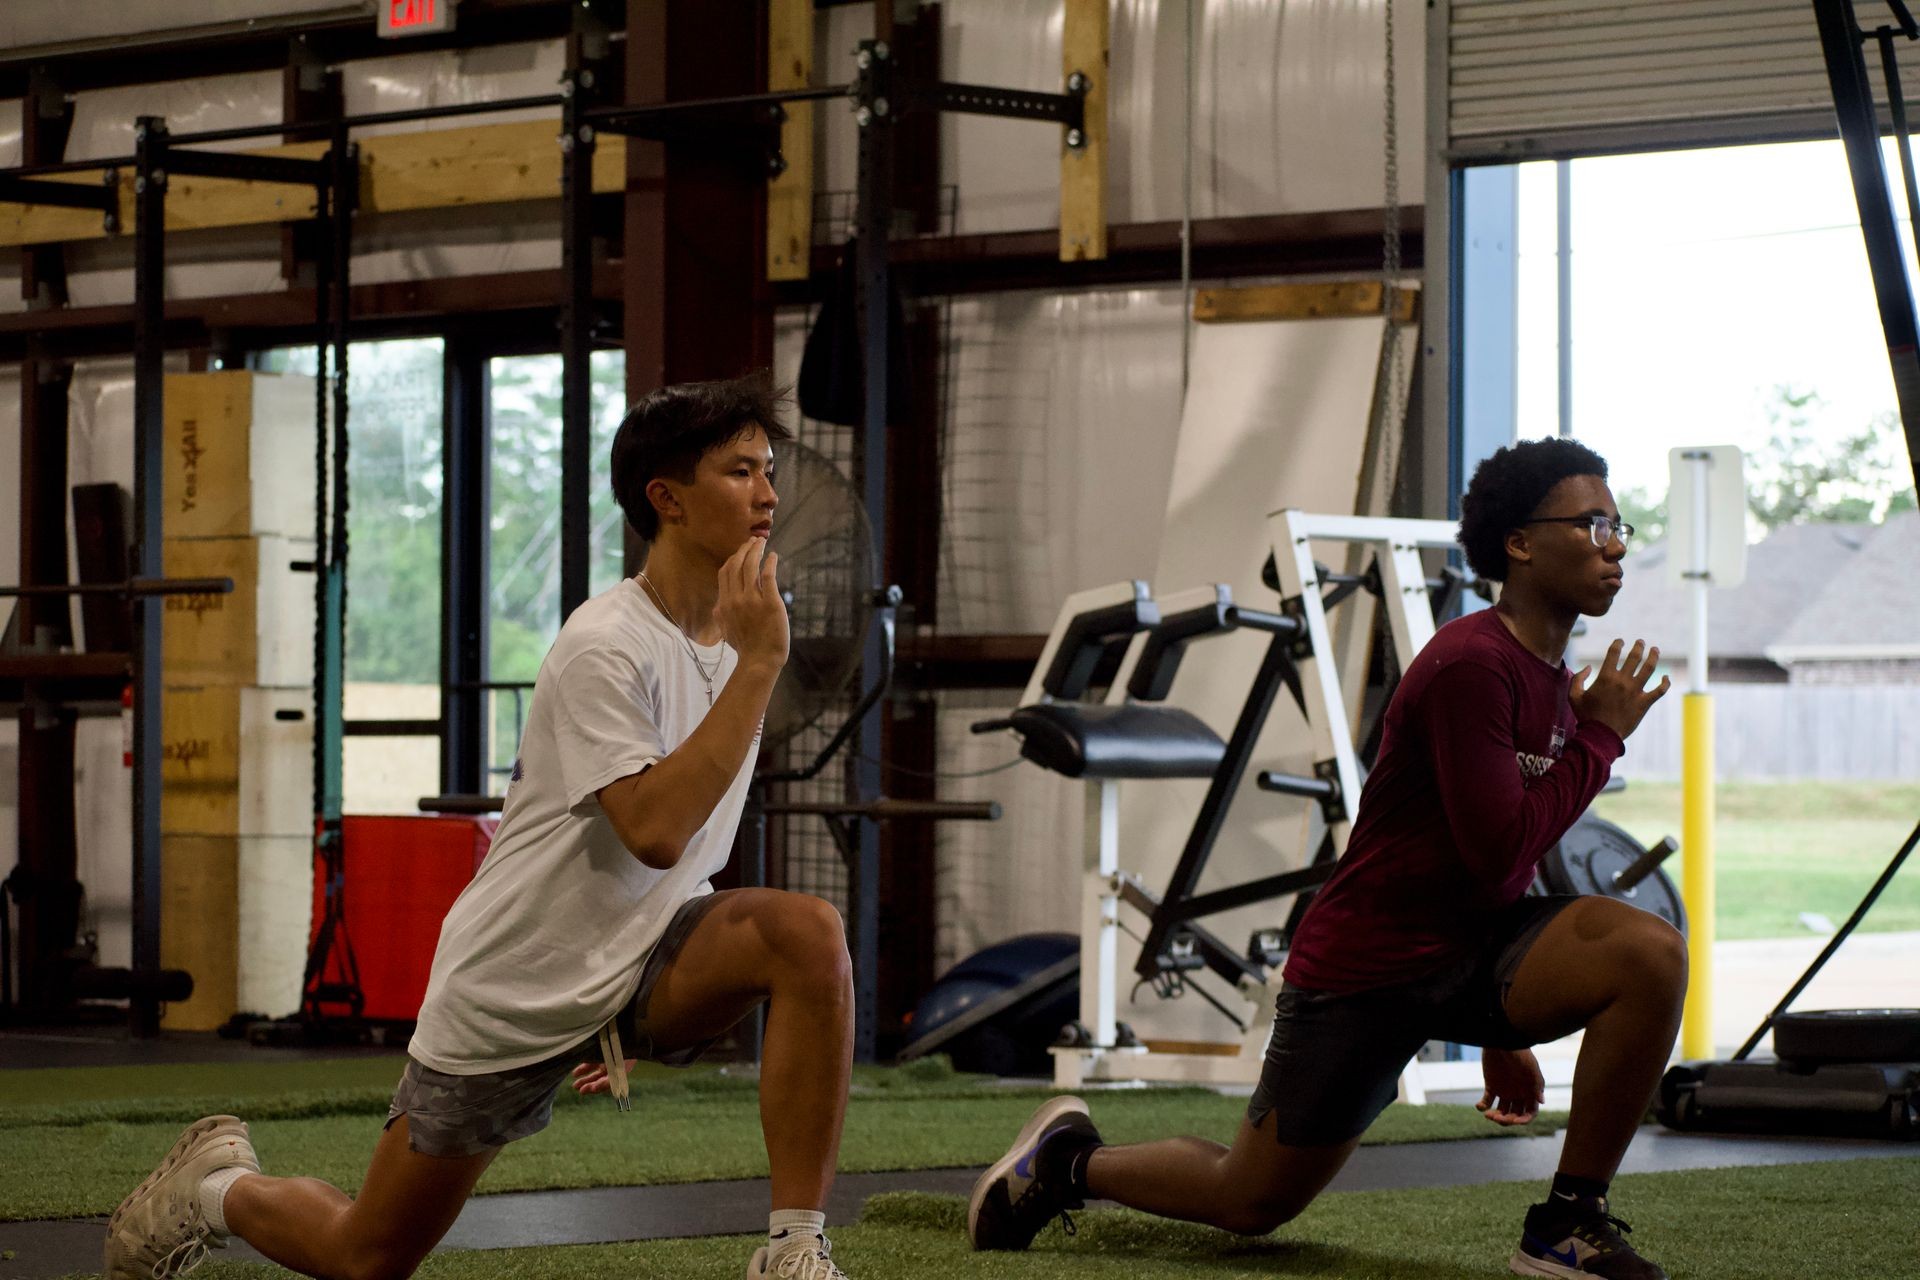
4;1130;1912;1280
0;1027;400;1071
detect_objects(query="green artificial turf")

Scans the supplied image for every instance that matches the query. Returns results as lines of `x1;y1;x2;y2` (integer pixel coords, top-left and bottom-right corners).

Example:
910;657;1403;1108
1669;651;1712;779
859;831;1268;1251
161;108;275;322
57;1155;1920;1280
1590;780;1920;940
0;1058;1563;1222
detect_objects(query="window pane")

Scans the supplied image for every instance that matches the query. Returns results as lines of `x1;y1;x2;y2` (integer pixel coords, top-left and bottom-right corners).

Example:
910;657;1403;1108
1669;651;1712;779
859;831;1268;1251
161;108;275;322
257;339;445;813
484;350;626;790
343;736;441;816
591;350;629;595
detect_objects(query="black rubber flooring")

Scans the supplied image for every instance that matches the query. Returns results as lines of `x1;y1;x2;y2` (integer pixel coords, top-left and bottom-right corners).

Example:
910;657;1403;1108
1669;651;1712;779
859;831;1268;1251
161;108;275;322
0;1026;402;1070
3;1130;1912;1280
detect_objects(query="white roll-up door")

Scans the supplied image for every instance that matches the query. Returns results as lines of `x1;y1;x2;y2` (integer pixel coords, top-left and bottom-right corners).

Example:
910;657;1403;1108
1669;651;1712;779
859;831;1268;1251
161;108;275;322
1443;0;1920;161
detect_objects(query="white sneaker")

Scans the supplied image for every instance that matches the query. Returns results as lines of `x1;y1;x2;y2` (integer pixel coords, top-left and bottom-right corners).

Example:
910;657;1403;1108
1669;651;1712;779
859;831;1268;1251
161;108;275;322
103;1115;259;1280
746;1236;850;1280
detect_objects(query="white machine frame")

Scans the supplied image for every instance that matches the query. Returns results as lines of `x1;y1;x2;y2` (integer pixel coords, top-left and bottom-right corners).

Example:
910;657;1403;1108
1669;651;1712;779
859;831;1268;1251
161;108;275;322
1053;510;1513;1101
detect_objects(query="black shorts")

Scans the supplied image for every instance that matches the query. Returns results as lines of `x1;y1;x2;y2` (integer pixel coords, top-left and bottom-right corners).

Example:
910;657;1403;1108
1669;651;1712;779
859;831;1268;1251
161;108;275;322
387;892;726;1158
1245;893;1579;1147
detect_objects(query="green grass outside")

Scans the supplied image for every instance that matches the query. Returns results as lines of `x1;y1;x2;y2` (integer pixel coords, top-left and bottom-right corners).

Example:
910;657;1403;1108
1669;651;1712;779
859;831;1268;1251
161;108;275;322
1590;780;1920;940
57;1156;1920;1280
0;1057;1563;1222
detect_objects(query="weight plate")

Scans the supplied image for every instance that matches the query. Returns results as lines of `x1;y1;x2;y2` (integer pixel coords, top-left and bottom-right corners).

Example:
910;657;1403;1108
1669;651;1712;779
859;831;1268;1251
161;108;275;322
1772;1009;1920;1065
1542;817;1688;937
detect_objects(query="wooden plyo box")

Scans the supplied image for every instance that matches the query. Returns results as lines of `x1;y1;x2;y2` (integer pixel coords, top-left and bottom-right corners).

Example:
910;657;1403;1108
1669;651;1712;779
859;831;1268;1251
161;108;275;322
238;834;314;1019
159;834;238;1032
161;535;317;688
164;371;319;542
159;833;313;1028
161;684;315;838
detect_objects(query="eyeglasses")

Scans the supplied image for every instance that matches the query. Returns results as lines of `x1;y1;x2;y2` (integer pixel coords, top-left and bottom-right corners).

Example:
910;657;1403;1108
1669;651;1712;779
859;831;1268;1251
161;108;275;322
1521;514;1634;548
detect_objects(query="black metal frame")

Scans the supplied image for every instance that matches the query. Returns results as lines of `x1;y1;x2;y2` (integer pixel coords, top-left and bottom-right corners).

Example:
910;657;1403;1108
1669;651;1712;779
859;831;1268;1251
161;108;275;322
440;338;491;796
1124;604;1325;997
1814;0;1920;491
1124;565;1467;1006
563;36;1089;1060
0;24;1088;1050
119;116;348;1035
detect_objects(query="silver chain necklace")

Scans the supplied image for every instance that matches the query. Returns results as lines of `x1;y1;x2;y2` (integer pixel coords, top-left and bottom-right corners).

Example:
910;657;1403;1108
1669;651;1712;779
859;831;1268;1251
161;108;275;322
638;571;721;705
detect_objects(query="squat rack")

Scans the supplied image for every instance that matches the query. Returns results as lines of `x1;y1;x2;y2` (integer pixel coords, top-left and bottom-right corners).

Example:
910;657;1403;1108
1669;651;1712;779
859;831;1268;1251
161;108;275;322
0;17;1098;1048
558;35;1089;1059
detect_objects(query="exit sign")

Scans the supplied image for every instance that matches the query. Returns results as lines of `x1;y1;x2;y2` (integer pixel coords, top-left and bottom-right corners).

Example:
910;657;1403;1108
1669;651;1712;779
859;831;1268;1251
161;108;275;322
379;0;456;37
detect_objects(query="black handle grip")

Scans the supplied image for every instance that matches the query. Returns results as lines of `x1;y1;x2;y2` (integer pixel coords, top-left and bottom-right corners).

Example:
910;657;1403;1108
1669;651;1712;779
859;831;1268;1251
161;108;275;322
1614;835;1679;892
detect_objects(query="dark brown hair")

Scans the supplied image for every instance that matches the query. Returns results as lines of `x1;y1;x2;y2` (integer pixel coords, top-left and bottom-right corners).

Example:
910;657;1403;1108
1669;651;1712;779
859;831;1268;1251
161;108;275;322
610;373;792;541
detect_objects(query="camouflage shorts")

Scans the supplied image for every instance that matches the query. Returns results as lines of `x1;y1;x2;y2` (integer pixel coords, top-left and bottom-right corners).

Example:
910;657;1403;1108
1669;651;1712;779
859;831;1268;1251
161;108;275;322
387;893;725;1158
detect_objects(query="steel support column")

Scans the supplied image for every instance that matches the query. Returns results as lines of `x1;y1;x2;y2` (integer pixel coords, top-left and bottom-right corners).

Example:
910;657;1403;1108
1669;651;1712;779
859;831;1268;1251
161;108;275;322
559;53;597;621
850;37;897;1065
1814;0;1920;490
128;116;168;1038
441;338;489;794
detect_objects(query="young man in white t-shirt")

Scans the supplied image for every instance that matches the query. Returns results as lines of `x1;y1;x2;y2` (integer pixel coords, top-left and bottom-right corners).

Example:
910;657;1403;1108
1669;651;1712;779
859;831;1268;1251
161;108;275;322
106;376;860;1280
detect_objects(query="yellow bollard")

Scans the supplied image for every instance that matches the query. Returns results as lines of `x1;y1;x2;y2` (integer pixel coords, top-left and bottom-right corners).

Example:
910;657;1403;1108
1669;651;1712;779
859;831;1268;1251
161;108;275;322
1680;692;1715;1059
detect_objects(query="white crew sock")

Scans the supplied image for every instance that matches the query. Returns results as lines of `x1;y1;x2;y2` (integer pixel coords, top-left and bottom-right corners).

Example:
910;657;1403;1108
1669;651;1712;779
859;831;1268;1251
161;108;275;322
768;1208;827;1259
198;1166;254;1238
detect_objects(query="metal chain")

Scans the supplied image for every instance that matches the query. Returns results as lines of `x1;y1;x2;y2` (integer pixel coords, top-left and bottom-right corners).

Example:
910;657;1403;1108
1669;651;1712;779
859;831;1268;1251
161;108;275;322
1381;0;1405;433
335;149;354;721
311;178;331;832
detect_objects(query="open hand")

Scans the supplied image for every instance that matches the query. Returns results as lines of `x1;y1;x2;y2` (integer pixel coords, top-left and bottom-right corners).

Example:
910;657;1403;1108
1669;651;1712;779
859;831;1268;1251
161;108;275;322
570;1058;640;1096
1477;1047;1545;1126
1569;638;1670;741
714;537;788;671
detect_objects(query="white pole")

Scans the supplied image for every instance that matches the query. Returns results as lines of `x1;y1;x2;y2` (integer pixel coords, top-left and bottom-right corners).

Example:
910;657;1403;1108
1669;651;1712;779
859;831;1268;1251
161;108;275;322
1681;450;1715;1057
1690;455;1710;695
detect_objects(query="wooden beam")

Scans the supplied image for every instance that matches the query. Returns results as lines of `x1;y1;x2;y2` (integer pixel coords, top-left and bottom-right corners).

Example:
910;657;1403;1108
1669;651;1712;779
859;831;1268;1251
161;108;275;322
779;207;1424;301
766;0;814;282
0;263;623;361
0;119;628;249
1059;0;1107;262
1193;280;1421;325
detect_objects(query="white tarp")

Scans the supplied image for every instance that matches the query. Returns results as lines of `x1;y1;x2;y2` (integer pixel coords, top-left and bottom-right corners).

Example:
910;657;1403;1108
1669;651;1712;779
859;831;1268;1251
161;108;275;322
820;0;1424;236
1112;315;1395;1043
3;1;346;53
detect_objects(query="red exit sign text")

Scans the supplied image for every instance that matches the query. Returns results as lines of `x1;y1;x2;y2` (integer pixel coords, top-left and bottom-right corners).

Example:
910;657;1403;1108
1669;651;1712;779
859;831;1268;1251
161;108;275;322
379;0;456;38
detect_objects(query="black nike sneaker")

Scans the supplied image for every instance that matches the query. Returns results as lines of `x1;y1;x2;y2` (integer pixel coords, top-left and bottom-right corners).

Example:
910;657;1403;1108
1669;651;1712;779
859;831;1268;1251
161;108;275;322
1511;1196;1668;1279
966;1096;1101;1251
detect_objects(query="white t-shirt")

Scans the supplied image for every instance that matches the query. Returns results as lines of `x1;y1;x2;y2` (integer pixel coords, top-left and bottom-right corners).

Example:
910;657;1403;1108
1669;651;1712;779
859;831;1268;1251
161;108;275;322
409;576;754;1074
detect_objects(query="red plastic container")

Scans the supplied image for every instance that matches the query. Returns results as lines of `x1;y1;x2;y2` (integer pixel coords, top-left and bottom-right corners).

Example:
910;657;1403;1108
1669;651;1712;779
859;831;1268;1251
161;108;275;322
308;814;497;1023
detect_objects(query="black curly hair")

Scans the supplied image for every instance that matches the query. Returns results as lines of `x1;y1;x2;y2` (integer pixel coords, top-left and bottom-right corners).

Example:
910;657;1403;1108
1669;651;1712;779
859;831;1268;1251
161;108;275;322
1457;438;1610;582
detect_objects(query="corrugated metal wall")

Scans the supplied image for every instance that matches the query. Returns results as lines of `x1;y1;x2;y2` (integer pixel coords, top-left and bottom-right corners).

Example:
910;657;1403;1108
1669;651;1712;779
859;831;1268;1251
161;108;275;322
819;0;1425;233
1445;0;1920;159
0;0;345;53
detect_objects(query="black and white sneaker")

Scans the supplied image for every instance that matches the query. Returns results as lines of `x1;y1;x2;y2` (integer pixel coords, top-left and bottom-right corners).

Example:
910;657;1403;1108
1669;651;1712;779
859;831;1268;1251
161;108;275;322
966;1096;1100;1251
1511;1197;1668;1279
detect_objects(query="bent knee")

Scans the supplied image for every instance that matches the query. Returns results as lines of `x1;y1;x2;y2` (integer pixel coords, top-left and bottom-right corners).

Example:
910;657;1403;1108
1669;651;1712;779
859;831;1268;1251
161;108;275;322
1212;1195;1304;1237
769;893;852;981
336;1248;424;1280
1603;909;1688;998
1631;916;1689;985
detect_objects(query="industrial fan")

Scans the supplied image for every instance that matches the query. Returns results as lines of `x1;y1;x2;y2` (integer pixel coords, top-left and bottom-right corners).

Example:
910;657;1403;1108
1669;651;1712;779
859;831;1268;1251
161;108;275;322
762;437;882;752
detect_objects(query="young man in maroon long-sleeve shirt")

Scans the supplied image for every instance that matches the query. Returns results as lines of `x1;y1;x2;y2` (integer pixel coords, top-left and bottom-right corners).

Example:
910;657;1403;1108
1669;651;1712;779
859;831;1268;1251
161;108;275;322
969;438;1681;1280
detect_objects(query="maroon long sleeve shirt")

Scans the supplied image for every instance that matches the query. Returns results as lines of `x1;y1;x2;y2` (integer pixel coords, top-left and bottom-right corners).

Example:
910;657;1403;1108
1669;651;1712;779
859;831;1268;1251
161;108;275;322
1282;607;1624;993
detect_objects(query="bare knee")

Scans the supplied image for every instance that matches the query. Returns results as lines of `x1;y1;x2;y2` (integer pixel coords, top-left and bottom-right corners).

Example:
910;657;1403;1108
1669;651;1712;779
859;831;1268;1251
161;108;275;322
1615;915;1688;1002
1210;1190;1305;1236
335;1246;425;1280
767;893;852;991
